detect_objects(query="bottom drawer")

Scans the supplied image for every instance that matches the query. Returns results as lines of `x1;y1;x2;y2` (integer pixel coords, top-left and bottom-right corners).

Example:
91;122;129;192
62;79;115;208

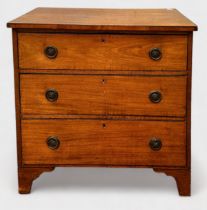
22;120;186;166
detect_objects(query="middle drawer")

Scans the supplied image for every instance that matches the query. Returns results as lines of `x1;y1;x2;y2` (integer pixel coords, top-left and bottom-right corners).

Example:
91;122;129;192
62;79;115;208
20;74;186;117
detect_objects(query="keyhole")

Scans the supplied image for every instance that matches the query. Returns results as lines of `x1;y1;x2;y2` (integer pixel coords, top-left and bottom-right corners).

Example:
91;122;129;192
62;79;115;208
102;123;106;128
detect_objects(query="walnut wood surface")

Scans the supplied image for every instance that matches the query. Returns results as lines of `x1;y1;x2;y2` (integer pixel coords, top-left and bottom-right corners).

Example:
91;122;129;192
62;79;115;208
18;167;54;193
20;74;187;117
7;8;197;31
21;120;186;166
18;33;188;70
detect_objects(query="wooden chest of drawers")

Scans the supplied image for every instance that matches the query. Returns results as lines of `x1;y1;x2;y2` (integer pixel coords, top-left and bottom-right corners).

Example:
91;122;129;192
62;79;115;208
7;8;197;195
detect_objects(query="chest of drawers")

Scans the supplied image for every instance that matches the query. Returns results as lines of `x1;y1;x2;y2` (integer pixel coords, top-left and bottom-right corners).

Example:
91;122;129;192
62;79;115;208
7;8;197;195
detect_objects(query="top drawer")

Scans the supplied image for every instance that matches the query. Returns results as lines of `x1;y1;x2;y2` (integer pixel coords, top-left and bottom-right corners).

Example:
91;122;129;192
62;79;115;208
18;33;187;70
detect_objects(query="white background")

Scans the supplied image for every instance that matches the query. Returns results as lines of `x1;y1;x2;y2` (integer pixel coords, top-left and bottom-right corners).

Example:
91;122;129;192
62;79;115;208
0;1;206;210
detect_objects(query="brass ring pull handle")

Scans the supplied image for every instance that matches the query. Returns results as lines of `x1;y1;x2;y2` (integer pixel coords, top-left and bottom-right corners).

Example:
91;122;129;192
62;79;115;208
149;48;162;60
44;46;58;59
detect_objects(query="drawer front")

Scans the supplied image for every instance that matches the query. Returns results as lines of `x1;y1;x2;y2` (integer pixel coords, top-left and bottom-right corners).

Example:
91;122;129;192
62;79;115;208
22;120;186;166
18;33;187;70
20;74;187;117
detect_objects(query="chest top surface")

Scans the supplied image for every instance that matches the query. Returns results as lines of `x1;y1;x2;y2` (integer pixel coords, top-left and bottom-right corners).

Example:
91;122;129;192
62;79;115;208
7;7;197;31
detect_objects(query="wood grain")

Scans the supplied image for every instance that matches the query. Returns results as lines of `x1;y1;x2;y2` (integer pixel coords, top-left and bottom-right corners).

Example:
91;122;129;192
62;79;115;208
7;8;197;31
18;33;188;70
20;74;187;117
186;33;193;169
12;29;23;167
154;168;190;196
18;69;189;76
22;119;186;166
8;8;197;195
22;114;185;121
18;167;54;193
